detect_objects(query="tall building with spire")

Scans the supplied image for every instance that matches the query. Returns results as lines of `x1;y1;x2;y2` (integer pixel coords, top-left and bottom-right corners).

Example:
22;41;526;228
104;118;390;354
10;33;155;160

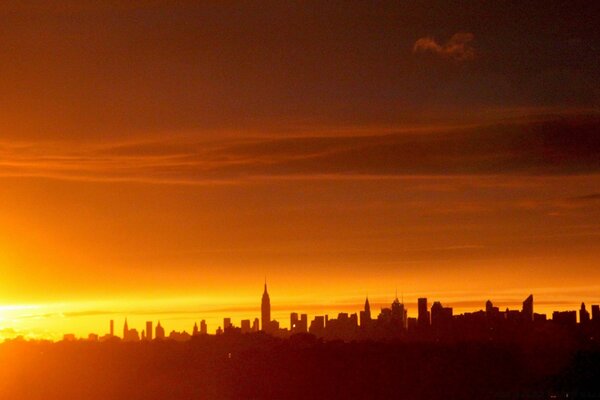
360;297;372;327
155;321;165;340
391;294;407;329
123;318;128;339
580;303;591;324
261;282;271;332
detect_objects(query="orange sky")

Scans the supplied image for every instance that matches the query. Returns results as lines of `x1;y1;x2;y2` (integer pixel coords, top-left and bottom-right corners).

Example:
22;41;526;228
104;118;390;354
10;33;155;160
0;2;599;339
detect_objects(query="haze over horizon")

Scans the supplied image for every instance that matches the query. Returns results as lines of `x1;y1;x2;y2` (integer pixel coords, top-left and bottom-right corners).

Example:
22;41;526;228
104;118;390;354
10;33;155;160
1;1;599;340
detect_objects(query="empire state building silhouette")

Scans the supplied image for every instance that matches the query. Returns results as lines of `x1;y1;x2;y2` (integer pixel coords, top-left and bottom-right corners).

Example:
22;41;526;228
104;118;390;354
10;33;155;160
261;281;271;333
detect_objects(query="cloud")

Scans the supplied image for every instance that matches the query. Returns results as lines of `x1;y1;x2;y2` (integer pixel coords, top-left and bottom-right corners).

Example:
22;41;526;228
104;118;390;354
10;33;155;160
568;193;600;202
413;32;476;62
0;114;599;184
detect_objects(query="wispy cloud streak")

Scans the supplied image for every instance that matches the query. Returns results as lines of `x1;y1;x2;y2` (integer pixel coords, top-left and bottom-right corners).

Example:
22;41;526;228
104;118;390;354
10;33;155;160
1;115;599;185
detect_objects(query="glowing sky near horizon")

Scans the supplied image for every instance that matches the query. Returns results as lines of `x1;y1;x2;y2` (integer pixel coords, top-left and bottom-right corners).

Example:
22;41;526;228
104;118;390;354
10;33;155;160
0;2;599;339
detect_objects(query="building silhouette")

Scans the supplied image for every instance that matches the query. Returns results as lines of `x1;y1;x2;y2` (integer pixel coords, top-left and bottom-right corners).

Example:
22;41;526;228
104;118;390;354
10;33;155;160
580;303;590;324
290;313;308;334
553;310;577;326
110;319;114;337
325;312;358;341
125;328;140;342
522;294;534;322
200;320;207;335
224;318;232;331
155;321;165;340
431;301;453;335
241;319;251;334
390;295;408;329
592;305;600;322
309;316;326;336
261;282;271;333
146;321;153;341
418;297;430;328
122;319;140;341
360;297;372;327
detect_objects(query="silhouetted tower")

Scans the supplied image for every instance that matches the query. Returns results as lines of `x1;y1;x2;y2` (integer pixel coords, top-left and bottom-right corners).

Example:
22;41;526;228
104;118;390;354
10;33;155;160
592;305;600;322
110;320;114;337
431;301;453;334
580;303;590;324
391;295;407;329
193;322;199;336
485;300;493;315
146;321;153;341
155;321;165;340
123;318;129;339
418;298;430;327
522;294;533;322
261;282;271;332
360;297;372;327
200;320;207;335
240;319;250;333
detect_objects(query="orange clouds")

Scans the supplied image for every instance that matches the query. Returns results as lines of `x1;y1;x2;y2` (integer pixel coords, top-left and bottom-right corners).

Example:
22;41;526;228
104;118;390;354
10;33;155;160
1;114;599;185
413;32;476;62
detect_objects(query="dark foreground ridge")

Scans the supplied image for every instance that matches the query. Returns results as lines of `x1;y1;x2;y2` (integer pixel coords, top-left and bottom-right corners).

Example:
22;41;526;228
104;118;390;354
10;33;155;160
2;332;600;400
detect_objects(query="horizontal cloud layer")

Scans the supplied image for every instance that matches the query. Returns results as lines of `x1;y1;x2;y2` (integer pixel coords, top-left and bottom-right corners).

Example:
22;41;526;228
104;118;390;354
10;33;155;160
1;115;599;184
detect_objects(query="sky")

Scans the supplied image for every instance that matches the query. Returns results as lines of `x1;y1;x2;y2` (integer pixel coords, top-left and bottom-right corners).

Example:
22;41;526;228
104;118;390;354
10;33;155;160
0;1;599;339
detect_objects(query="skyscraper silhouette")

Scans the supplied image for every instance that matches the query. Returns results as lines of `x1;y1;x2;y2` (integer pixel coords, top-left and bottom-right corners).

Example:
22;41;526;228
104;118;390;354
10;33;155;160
146;321;153;341
241;319;251;333
418;298;430;328
291;312;299;331
580;303;590;324
592;305;600;322
155;321;165;340
391;295;407;329
486;300;493;315
364;297;371;320
360;297;372;327
522;294;534;322
261;282;271;332
123;318;128;339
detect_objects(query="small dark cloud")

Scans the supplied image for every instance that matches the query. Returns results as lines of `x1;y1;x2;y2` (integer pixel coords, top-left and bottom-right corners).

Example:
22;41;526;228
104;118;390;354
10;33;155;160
413;32;476;62
63;310;114;318
567;193;600;202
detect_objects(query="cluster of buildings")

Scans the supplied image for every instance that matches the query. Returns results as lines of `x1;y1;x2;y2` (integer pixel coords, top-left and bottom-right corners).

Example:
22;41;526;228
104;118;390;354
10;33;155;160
64;284;600;342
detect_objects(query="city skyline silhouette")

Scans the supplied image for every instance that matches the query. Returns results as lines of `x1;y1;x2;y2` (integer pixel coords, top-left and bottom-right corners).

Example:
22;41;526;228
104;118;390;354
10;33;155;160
27;283;599;343
0;1;599;398
1;2;600;344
